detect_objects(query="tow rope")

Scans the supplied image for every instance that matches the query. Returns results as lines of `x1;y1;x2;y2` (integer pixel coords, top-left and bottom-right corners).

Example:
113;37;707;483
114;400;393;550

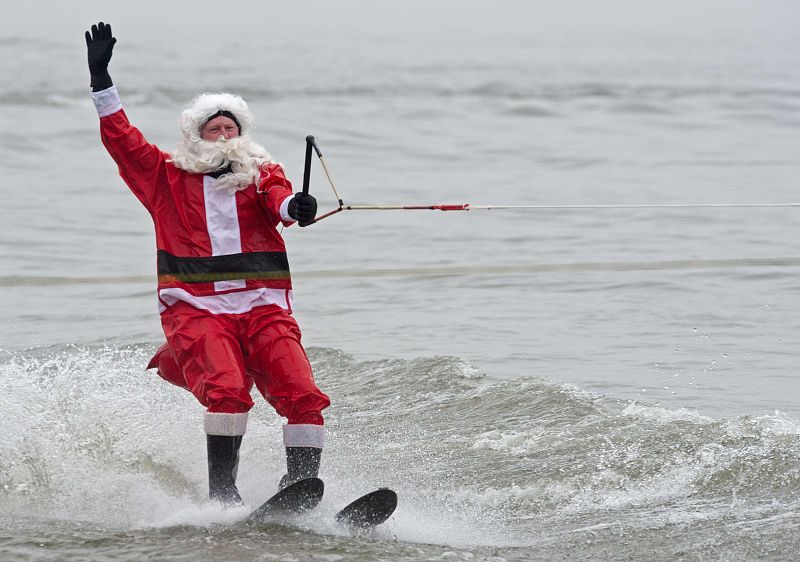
298;135;799;227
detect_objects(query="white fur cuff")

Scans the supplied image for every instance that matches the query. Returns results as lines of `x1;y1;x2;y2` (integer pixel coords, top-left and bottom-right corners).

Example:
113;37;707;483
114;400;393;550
204;412;249;436
279;194;294;222
283;424;325;449
91;85;123;117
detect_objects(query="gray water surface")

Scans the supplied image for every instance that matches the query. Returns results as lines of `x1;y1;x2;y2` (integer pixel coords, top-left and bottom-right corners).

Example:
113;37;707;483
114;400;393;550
2;1;799;560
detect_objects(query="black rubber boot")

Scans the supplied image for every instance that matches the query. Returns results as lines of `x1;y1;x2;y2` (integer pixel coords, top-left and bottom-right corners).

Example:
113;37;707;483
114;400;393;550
279;447;322;490
207;435;243;505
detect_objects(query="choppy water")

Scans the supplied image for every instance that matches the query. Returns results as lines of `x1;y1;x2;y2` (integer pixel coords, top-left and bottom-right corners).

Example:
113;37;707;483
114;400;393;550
2;1;800;560
3;345;800;560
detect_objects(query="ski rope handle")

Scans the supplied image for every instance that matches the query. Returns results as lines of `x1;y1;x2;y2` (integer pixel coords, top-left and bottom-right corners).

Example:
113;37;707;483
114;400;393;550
301;135;346;225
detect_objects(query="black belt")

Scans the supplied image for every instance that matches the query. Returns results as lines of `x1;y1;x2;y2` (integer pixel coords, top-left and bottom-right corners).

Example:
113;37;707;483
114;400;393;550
157;250;290;283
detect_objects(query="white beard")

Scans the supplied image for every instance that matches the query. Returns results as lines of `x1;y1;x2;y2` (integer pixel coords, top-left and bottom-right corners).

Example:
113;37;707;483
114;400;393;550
169;135;274;194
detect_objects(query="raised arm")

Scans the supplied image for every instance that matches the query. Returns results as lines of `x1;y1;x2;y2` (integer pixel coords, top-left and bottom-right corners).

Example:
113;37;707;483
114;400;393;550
85;22;166;211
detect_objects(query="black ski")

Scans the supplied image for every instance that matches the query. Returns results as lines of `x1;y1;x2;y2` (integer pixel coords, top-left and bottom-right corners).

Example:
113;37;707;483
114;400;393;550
335;488;398;529
247;477;324;522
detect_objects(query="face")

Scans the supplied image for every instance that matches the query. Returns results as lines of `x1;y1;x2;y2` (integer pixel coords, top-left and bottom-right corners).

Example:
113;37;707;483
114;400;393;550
200;115;240;141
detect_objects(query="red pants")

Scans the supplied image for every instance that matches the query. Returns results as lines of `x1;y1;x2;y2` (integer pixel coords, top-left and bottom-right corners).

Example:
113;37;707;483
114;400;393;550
148;302;330;425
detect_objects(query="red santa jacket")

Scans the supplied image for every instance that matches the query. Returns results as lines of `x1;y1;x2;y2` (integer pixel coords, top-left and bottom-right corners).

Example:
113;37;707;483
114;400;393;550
92;86;296;315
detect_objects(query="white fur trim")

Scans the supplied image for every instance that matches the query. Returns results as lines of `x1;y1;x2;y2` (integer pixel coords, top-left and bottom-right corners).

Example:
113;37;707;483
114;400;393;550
158;287;292;314
204;412;249;436
279;194;295;223
283;424;325;449
180;92;255;140
91;86;123;117
203;176;247;291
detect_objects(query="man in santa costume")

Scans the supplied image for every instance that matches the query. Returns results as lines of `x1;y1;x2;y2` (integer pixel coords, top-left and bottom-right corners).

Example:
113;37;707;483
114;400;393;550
85;22;330;505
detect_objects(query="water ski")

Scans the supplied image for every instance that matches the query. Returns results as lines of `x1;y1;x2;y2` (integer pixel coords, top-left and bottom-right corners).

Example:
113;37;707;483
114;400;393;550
335;488;398;529
248;477;324;522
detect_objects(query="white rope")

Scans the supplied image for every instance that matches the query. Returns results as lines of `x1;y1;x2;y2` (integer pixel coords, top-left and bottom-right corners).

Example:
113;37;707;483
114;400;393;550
338;203;800;211
465;203;800;210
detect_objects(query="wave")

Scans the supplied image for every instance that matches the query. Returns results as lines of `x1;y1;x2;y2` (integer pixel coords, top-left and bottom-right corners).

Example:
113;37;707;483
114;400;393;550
2;257;799;289
2;81;799;113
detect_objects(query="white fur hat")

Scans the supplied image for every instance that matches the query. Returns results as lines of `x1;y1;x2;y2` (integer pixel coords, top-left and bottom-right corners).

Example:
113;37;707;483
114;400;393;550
179;93;256;140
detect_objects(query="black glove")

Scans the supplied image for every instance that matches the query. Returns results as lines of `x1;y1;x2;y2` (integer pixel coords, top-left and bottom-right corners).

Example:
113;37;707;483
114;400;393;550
287;193;317;226
85;22;116;91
